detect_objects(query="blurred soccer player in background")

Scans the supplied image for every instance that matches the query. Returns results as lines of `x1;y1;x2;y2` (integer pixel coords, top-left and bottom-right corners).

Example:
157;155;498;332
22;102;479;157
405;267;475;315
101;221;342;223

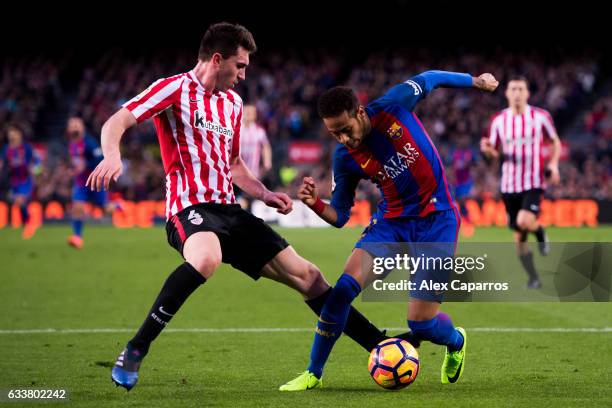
237;104;272;208
66;116;116;249
481;77;561;288
450;134;477;237
0;123;38;239
240;104;272;179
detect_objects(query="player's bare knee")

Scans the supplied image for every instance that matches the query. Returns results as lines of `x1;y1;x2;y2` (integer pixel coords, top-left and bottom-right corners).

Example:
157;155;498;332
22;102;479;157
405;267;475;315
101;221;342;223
516;218;529;231
301;264;329;297
517;211;537;231
186;254;220;279
288;261;323;295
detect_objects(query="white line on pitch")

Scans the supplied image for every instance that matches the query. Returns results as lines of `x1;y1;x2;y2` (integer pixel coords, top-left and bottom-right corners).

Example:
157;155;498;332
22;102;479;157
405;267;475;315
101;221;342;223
0;327;610;334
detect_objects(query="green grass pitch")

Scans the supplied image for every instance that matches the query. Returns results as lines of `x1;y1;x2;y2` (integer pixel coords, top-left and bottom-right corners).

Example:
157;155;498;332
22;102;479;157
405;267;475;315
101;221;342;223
1;226;611;407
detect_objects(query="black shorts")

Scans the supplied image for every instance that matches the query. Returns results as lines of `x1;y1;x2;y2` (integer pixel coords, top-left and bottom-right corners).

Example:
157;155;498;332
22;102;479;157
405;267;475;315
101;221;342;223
166;203;289;280
501;188;543;231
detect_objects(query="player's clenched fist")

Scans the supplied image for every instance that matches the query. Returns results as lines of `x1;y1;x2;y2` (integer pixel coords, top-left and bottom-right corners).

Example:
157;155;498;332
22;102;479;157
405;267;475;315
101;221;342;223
480;137;499;159
474;73;499;92
480;137;492;152
86;155;123;192
297;176;318;206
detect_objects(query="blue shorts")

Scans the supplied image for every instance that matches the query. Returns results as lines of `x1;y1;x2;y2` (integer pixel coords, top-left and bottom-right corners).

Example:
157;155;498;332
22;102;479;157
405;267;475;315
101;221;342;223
356;208;460;302
72;185;108;207
454;181;473;200
10;179;33;200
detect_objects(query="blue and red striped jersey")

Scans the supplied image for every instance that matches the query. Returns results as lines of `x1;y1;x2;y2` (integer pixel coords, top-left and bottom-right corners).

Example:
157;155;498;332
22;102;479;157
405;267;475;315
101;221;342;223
330;70;473;227
1;143;34;186
69;136;103;186
450;147;476;186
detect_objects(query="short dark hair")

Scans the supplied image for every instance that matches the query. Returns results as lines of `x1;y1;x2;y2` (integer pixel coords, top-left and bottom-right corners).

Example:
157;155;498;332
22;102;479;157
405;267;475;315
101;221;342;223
198;22;257;61
5;122;23;135
507;75;529;88
317;86;359;118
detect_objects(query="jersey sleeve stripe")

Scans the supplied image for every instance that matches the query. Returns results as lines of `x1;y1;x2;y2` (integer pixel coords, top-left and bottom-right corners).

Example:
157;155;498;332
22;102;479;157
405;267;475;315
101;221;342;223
123;76;183;123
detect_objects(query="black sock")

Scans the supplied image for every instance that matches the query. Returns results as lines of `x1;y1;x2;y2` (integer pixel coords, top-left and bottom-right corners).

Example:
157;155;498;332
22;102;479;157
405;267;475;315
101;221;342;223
534;226;545;242
519;252;540;281
306;288;386;352
129;262;206;353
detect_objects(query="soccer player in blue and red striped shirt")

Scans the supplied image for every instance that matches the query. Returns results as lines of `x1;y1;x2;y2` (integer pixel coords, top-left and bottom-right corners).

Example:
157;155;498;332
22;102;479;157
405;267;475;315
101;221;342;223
450;134;478;237
280;70;498;390
0;124;38;239
66;117;114;249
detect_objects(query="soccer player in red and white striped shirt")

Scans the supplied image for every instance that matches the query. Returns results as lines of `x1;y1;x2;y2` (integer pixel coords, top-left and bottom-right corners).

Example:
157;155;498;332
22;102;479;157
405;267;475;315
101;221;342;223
236;104;272;208
240;104;272;179
87;22;407;391
481;76;561;288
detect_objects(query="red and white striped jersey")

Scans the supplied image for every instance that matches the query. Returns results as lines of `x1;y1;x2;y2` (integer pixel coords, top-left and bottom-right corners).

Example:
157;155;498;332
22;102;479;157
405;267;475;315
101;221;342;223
123;70;243;219
488;105;558;193
240;123;268;179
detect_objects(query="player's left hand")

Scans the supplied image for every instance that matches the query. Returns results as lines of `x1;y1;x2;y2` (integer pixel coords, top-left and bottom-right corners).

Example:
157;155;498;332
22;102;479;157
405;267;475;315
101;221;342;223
475;73;499;92
263;191;293;214
546;164;560;185
86;155;123;192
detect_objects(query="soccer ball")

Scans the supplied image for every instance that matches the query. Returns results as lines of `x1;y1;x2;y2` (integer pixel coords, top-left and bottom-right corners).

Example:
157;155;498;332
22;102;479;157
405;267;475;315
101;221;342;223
368;338;419;389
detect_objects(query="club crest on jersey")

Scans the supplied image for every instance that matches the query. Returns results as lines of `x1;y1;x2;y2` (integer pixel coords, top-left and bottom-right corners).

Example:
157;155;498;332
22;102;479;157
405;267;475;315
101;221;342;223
387;122;403;140
193;111;234;137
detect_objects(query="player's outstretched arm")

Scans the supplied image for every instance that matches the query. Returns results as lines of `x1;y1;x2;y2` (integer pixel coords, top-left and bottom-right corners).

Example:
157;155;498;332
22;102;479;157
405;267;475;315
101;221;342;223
298;177;340;226
396;71;499;111
231;156;293;214
86;108;136;192
414;70;498;93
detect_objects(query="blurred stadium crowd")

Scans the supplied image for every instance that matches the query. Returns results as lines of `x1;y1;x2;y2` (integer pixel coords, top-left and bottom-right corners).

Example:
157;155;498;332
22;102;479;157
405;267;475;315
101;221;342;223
1;48;610;205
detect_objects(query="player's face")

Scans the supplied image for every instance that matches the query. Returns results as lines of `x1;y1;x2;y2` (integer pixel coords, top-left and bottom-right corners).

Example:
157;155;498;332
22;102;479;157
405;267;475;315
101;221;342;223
7;128;22;146
217;46;249;92
244;105;257;124
505;80;530;108
323;107;369;149
66;118;85;140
